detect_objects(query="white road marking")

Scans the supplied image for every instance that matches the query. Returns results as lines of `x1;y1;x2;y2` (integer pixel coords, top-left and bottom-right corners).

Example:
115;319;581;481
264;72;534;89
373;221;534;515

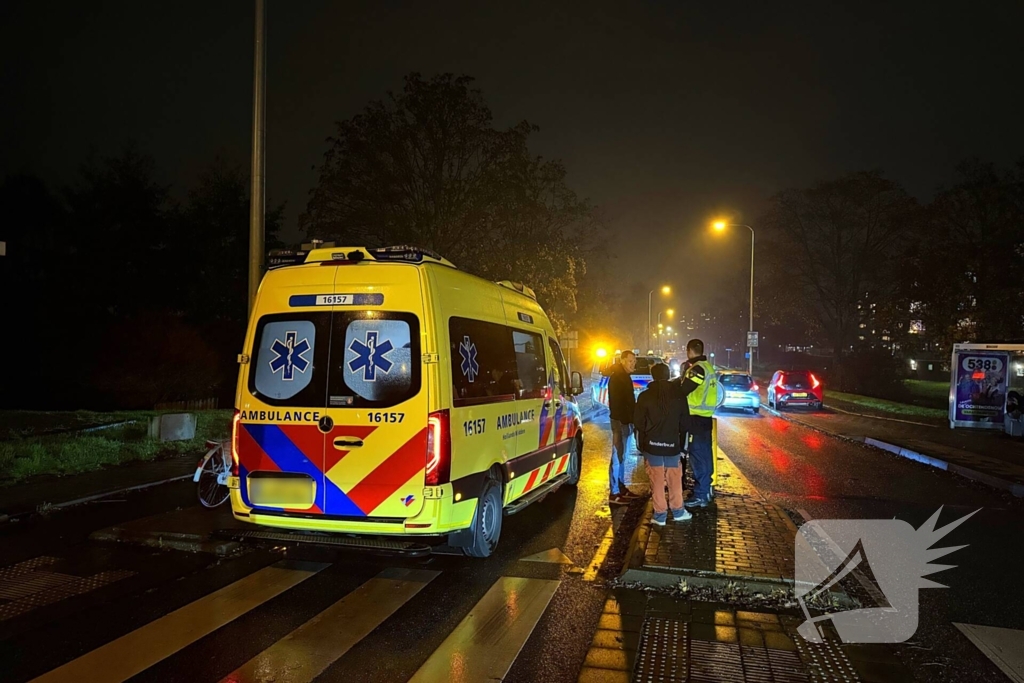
407;577;560;683
955;622;1024;683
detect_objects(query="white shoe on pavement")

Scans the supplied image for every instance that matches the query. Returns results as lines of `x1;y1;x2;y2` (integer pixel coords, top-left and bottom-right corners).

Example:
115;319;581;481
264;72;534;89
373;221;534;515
671;509;693;522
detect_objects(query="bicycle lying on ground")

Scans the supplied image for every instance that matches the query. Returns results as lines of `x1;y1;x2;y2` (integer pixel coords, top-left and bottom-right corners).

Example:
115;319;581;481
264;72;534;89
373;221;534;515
194;440;232;508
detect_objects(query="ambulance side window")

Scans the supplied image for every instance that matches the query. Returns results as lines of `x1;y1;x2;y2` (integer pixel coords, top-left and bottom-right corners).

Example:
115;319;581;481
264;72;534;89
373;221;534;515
449;317;518;406
512;329;547;400
249;313;331;406
548;338;569;396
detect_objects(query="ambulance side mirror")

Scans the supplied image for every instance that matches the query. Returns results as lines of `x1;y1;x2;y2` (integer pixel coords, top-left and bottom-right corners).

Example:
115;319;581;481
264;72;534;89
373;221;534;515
570;371;584;396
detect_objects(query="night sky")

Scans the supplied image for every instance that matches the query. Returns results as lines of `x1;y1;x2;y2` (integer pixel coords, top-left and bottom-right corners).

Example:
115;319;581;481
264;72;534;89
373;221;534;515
3;0;1023;314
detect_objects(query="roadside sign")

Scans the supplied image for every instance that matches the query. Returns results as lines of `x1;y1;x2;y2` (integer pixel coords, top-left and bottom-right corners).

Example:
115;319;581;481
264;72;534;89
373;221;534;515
560;331;578;350
747;331;759;348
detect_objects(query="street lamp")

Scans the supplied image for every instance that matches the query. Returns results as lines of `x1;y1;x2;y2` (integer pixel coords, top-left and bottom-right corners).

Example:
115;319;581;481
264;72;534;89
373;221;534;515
648;285;670;353
713;221;755;375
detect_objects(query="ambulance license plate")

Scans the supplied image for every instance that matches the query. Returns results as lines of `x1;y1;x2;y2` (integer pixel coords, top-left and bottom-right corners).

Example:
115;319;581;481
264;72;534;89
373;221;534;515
250;477;314;506
792;392;808;398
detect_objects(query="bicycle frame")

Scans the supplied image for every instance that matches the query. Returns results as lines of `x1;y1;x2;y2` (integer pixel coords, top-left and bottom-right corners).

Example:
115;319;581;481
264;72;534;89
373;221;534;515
193;440;231;486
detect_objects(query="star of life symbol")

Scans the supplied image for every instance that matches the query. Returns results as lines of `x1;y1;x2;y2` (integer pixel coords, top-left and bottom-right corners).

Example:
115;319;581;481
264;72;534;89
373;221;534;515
459;335;479;382
795;506;978;644
348;331;394;381
269;331;311;381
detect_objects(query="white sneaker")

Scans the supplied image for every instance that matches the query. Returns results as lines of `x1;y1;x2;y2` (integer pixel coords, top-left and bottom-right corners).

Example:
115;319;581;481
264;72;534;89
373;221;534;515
671;509;693;522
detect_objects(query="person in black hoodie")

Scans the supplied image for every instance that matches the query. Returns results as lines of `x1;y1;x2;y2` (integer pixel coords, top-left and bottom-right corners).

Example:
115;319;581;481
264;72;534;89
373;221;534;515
635;362;692;525
607;351;641;505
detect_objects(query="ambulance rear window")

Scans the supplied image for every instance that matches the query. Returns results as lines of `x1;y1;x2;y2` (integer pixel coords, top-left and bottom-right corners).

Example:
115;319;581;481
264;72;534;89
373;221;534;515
250;313;330;406
248;311;421;409
329;312;421;408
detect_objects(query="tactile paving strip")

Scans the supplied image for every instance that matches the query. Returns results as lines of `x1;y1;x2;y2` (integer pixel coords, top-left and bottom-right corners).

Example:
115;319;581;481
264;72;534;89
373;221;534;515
0;556;60;581
690;639;744;681
634;616;849;682
0;557;135;622
634;618;688;682
793;635;860;682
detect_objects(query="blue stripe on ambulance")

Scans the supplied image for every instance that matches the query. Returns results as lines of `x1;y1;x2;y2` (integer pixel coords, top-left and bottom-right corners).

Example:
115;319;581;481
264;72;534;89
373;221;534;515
244;423;365;517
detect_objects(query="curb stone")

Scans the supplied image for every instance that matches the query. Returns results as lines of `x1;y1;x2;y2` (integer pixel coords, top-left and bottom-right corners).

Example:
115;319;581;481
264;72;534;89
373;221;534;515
763;402;1024;498
0;473;194;525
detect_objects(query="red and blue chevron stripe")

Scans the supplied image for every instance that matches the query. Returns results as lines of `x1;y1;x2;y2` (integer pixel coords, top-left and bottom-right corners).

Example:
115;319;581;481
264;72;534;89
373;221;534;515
237;422;426;517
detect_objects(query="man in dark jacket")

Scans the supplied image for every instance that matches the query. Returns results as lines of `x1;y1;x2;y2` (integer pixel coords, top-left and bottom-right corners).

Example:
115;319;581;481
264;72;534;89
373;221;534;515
635;363;692;524
607;350;640;504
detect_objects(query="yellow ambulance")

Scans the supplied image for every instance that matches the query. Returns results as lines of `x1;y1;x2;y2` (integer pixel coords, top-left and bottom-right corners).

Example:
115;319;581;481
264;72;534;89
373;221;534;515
228;245;585;557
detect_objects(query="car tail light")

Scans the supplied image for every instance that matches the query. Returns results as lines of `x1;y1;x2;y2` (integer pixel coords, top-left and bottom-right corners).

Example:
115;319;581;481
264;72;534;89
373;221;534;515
230;409;241;475
810;373;820;389
425;409;451;486
776;375;786;390
751;382;759;391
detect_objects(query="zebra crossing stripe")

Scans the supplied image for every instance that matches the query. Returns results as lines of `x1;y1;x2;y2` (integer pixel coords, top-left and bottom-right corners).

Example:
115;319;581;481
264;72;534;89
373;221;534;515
221;568;439;683
407;577;560;682
30;561;327;683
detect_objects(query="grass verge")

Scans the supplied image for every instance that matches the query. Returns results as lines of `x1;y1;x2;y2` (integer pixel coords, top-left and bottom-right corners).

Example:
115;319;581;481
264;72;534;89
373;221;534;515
0;410;232;485
903;379;949;409
825;390;947;420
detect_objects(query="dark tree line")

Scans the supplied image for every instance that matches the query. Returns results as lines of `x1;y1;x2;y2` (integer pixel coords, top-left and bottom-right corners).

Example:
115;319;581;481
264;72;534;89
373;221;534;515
757;161;1024;392
302;73;600;333
0;146;283;409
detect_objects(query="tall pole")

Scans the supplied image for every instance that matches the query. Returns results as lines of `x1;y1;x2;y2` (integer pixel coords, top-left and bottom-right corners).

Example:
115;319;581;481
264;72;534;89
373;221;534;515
647;290;653;354
657;311;662;355
248;0;267;314
748;226;754;375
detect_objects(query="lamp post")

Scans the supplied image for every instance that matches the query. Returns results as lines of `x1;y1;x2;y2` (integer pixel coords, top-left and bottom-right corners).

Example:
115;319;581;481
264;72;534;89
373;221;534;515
248;0;267;314
713;221;755;375
648;285;670;353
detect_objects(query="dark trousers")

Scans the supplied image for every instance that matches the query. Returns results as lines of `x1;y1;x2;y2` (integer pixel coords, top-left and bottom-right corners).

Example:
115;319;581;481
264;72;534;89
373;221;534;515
688;430;713;499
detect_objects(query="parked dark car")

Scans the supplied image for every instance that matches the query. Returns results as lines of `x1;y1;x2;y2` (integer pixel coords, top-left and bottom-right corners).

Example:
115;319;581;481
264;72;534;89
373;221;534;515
767;370;823;410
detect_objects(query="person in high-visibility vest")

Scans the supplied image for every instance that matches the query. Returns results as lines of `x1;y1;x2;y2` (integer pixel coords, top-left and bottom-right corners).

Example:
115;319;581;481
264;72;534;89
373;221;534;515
678;338;722;508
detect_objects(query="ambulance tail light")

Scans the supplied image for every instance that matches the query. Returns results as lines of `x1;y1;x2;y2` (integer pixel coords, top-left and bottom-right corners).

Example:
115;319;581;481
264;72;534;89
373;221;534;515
230;410;241;476
425;409;451;486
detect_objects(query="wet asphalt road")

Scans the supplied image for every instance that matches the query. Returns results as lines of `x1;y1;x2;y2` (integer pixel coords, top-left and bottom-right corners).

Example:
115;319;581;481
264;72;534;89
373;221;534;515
0;420;642;683
3;409;1022;682
715;407;1024;683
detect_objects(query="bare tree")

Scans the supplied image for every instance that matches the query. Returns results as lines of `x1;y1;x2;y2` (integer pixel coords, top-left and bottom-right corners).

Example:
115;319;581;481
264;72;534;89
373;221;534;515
760;171;917;385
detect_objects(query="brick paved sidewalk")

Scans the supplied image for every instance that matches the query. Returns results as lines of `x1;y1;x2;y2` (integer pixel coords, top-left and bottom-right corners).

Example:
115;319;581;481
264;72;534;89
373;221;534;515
578;589;911;682
626;448;798;586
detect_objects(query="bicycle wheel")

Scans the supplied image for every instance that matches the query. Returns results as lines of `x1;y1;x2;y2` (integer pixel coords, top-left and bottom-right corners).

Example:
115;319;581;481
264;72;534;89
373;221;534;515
197;448;231;508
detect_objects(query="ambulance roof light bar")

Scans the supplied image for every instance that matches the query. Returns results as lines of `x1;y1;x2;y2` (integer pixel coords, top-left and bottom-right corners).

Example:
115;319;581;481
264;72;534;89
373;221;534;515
497;280;538;300
299;245;457;268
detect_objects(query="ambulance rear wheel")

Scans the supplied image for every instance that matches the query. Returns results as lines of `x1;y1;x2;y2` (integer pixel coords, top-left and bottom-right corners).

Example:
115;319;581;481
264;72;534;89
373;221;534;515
464;477;503;558
565;437;583;486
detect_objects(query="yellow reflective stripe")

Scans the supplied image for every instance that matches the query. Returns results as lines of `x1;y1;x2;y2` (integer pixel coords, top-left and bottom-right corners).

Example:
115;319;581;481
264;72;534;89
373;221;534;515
32;562;325;683
688;373;705;385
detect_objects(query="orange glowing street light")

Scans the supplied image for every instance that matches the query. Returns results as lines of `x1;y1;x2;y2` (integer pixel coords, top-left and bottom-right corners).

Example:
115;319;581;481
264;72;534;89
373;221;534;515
712;219;755;373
